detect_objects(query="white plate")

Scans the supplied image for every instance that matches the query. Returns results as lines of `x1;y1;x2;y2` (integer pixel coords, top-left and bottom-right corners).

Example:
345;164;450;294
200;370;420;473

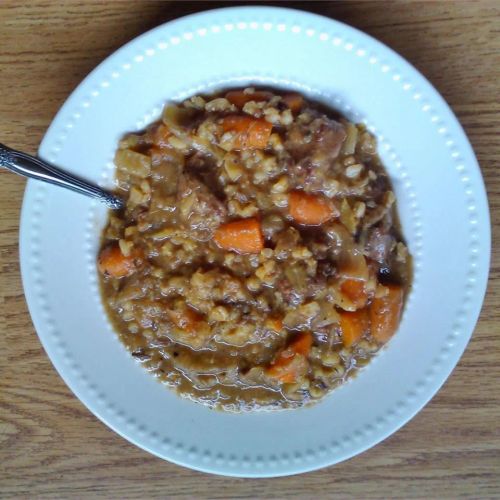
20;7;490;477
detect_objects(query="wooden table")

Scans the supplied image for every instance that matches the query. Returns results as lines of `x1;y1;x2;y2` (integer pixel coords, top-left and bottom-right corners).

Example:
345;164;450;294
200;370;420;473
1;1;498;497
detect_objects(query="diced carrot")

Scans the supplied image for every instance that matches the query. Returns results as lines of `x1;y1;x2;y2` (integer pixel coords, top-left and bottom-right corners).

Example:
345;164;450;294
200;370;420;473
289;332;313;356
340;278;368;309
221;116;256;134
370;284;404;343
282;93;304;113
288;191;338;225
220;115;273;149
266;332;312;383
266;355;307;384
225;90;271;108
213;218;264;254
167;306;204;333
98;244;136;278
266;316;284;333
339;308;370;347
153;123;171;147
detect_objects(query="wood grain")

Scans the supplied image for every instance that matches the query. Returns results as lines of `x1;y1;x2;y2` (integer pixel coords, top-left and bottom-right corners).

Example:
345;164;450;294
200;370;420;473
1;1;499;498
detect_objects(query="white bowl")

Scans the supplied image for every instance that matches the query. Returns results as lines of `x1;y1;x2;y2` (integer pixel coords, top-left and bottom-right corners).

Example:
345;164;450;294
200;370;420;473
20;6;490;477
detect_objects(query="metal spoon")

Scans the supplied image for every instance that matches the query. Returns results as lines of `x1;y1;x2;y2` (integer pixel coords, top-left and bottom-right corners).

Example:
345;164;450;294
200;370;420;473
0;142;124;209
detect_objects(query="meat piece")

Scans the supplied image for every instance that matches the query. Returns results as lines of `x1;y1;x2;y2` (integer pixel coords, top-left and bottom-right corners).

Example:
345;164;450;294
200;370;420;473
276;277;304;307
277;260;329;307
283;301;320;330
311;118;347;159
186;150;210;170
177;174;227;239
365;227;396;264
285;115;346;191
286;116;346;161
367;172;390;202
316;260;336;279
185;151;224;198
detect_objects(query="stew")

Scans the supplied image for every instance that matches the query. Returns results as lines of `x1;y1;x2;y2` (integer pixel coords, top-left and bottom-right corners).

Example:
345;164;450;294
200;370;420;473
98;88;412;411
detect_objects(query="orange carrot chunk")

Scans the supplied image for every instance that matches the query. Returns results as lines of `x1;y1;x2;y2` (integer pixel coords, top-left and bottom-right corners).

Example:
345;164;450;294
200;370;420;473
167;307;205;333
98;244;136;278
225;90;271;108
266;355;307;384
266;316;284;333
266;332;312;383
220;115;273;149
282;93;304;113
213;218;264;254
289;332;313;356
339;308;370;347
340;278;368;309
288;191;338;225
370;284;404;344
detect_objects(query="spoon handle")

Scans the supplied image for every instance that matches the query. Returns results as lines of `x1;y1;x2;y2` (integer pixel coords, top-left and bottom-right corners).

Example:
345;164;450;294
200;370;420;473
0;143;124;210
